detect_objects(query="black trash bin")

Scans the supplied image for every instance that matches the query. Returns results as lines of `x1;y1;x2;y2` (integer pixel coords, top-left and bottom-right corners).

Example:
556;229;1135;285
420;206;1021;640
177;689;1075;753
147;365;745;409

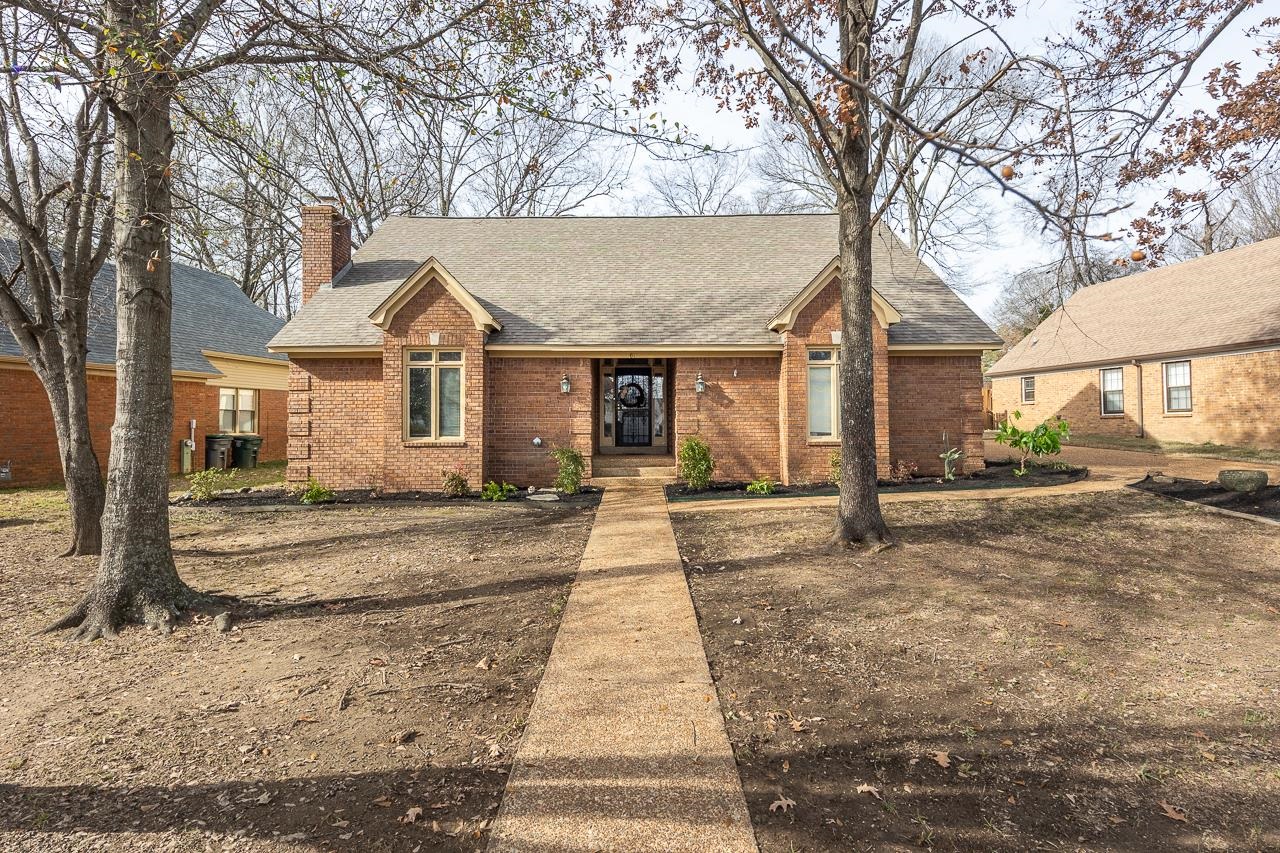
231;435;262;469
204;434;234;470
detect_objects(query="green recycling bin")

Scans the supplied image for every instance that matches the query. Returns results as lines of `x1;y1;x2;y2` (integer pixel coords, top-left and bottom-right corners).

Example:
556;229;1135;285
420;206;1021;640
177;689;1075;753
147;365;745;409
231;435;263;469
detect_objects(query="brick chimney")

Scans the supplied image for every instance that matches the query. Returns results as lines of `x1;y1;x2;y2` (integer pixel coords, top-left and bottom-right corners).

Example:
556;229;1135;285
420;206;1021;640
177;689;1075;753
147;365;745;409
300;198;351;305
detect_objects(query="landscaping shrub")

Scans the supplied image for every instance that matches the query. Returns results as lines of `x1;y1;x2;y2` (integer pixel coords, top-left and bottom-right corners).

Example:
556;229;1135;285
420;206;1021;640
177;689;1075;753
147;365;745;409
677;436;714;490
189;467;233;501
994;411;1071;476
888;459;918;484
549;447;586;495
829;449;841;486
441;465;470;498
480;480;517;501
746;477;775;495
298;478;336;505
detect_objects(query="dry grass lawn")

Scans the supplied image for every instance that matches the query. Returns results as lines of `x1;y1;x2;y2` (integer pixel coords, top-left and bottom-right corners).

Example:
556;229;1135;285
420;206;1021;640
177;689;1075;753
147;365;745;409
673;490;1280;852
0;491;596;851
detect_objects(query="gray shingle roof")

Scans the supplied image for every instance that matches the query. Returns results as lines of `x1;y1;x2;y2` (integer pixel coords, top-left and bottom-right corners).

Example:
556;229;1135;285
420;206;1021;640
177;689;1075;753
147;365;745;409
269;214;999;350
0;240;286;374
987;236;1280;377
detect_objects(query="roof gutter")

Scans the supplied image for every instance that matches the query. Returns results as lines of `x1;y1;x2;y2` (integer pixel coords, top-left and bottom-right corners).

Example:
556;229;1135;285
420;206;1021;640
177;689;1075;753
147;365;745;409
986;337;1280;379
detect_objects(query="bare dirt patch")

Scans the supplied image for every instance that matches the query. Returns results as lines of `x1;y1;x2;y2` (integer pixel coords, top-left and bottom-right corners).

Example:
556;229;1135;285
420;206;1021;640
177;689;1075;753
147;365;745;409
673;491;1280;851
0;497;595;851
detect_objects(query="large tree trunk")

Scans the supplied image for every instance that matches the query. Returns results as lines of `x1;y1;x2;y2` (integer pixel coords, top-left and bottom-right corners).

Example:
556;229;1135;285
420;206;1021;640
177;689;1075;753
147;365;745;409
47;0;200;639
830;0;891;549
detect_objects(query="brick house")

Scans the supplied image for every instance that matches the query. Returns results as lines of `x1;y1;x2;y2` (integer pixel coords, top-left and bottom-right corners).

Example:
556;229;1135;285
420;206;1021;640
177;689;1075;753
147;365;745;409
0;249;290;487
988;237;1280;450
269;206;1001;489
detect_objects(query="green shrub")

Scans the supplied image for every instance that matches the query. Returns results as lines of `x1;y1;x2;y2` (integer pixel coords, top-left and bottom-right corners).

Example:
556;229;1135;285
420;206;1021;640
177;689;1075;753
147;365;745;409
677;436;714;490
298;478;335;505
939;447;964;482
746;477;775;495
189;467;233;501
549;447;586;495
480;480;517;502
994;411;1071;476
441;465;469;498
829;449;842;486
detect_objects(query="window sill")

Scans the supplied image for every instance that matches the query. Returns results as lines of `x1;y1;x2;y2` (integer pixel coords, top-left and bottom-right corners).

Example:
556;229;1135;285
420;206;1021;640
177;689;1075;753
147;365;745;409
402;439;468;448
1100;413;1125;419
808;438;841;446
1162;412;1194;418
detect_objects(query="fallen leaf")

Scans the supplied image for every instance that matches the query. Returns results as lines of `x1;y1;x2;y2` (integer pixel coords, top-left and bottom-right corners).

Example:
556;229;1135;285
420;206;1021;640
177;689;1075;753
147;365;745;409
400;806;424;824
1192;731;1209;741
782;759;790;773
296;715;319;723
932;751;952;768
1051;619;1071;628
789;719;809;733
1158;800;1187;822
368;657;387;667
1267;606;1278;615
855;783;882;800
769;795;796;813
371;795;394;808
1108;816;1125;825
476;656;493;670
1200;751;1215;762
1001;739;1014;747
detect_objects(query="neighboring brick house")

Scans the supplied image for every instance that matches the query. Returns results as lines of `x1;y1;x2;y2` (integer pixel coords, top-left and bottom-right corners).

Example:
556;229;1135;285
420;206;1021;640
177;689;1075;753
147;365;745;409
269;207;1001;489
0;250;290;487
988;237;1280;450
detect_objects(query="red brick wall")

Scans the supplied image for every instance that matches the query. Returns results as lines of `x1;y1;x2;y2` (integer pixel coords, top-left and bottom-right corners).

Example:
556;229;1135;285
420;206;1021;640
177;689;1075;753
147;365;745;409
485;357;593;486
287;358;384;488
380;281;487;492
990;347;1280;450
889;355;985;476
1;365;286;488
673;356;781;482
780;279;891;483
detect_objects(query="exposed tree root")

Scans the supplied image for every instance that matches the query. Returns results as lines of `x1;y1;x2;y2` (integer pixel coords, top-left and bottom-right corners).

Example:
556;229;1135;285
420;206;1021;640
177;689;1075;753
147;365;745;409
826;527;895;553
41;578;216;641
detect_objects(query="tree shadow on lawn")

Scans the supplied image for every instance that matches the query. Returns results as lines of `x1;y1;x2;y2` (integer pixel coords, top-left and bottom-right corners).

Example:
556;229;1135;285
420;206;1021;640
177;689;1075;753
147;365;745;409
1;722;1273;851
730;717;1279;851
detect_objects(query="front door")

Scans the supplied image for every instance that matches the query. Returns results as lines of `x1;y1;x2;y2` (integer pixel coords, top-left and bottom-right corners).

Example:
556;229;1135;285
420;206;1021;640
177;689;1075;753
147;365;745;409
615;367;652;447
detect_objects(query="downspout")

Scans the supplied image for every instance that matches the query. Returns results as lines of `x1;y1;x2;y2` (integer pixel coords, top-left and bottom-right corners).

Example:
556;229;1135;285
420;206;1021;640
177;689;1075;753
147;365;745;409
1132;359;1144;438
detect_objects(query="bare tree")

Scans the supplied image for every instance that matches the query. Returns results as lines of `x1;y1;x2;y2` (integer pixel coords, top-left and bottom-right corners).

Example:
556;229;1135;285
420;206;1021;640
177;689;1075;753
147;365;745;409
0;13;111;556
753;121;836;212
1168;168;1280;259
637;153;753;214
17;0;592;640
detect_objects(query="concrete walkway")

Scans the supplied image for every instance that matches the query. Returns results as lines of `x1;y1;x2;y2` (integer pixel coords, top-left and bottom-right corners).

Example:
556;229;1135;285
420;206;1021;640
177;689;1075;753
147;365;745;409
488;483;756;852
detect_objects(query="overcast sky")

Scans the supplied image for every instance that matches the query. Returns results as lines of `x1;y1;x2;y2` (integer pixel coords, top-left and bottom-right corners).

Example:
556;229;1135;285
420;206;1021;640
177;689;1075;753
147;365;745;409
582;1;1273;323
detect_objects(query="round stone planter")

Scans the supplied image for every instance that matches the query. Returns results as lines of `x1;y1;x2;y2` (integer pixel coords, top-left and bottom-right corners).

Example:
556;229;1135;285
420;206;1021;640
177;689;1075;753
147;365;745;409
1218;469;1269;493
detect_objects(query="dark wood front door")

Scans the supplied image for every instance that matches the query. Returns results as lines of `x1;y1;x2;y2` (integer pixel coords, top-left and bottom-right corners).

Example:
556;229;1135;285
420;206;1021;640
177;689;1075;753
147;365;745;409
615;367;652;447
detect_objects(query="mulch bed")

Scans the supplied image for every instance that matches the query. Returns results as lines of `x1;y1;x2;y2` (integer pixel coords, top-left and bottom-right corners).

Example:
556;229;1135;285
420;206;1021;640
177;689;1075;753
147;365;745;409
1131;475;1280;522
173;486;604;510
672;491;1280;852
664;459;1087;502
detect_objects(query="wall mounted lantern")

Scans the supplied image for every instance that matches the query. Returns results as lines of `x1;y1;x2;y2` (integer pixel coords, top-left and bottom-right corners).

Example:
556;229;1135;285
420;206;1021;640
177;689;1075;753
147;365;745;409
694;372;706;394
560;373;571;394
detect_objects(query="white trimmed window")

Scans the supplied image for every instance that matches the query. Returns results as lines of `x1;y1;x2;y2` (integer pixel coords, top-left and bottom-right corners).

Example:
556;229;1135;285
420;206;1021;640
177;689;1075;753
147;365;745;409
807;349;840;439
218;388;258;433
1163;360;1192;413
406;350;464;439
1100;368;1124;415
1021;375;1036;404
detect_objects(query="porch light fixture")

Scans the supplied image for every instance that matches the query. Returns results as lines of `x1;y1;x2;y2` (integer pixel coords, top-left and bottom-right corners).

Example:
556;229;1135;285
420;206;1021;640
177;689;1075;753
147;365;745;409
560;373;571;394
694;372;706;394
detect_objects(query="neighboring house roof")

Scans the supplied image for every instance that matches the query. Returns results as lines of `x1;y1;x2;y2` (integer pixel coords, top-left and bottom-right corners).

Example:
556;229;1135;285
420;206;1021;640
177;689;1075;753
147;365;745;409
269;214;1000;351
988;236;1280;377
0;240;287;375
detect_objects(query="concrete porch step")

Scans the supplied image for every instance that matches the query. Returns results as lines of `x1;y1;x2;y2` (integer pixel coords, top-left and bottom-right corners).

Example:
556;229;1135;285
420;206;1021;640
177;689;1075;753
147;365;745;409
591;455;676;481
